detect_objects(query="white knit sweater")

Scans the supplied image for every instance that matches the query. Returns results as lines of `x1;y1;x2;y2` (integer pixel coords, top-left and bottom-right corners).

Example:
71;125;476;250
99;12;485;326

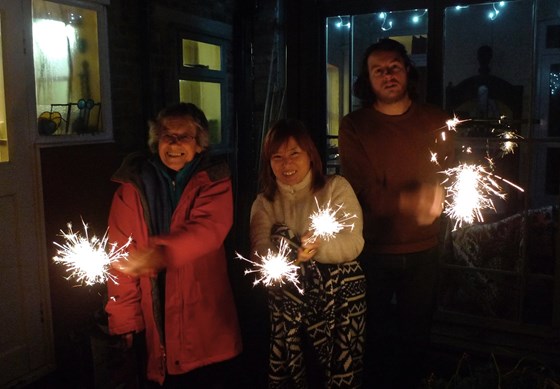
250;170;364;264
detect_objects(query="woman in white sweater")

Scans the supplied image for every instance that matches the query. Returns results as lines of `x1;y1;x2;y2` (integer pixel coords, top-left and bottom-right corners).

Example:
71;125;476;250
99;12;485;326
250;118;366;388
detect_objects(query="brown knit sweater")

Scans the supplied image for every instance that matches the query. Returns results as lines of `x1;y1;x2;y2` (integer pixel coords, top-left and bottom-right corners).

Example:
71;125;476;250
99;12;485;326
339;102;454;255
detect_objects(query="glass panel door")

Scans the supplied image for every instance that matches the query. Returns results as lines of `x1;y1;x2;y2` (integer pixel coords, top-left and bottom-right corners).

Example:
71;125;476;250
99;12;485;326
325;9;429;174
441;0;560;330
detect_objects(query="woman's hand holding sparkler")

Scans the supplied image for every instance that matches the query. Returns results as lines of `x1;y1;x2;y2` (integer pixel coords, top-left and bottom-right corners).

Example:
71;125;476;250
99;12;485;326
296;230;320;264
113;246;165;277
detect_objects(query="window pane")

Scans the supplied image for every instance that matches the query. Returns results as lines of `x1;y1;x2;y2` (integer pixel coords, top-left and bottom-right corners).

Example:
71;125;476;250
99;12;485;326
325;9;428;174
32;0;102;136
0;18;8;162
182;39;221;71
548;63;560;137
179;80;222;144
444;1;532;127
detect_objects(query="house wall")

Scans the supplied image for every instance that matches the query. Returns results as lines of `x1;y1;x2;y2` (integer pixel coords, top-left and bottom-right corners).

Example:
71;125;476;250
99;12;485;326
40;0;250;385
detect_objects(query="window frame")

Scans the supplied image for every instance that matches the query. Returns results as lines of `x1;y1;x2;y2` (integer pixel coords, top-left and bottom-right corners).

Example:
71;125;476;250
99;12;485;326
169;12;233;155
177;30;230;152
29;0;113;145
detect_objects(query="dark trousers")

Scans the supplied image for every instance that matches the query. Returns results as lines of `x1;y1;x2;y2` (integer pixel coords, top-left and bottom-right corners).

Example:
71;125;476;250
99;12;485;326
361;247;440;389
143;357;238;389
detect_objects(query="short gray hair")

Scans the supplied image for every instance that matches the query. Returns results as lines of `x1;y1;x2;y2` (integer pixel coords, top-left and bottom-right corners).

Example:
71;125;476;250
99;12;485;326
147;102;210;153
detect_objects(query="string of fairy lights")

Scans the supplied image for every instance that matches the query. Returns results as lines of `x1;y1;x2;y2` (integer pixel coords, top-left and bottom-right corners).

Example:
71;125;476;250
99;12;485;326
332;2;509;31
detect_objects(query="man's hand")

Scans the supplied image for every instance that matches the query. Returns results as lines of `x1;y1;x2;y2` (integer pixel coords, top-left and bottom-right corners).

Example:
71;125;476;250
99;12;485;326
399;183;445;225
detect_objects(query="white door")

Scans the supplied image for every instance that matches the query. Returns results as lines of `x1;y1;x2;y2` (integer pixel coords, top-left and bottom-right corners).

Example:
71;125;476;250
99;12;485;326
0;0;53;385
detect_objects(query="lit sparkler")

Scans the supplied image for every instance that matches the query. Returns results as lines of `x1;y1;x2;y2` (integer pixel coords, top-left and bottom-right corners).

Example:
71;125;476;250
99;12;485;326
236;238;303;293
431;115;525;229
307;198;357;243
440;162;524;230
52;220;131;286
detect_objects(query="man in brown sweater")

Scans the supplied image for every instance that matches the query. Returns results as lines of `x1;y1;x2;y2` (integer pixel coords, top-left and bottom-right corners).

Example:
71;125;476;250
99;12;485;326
339;38;454;388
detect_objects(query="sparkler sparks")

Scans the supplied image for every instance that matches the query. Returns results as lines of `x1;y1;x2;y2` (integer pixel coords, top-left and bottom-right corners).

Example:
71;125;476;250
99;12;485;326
431;115;525;229
440;163;524;230
308;198;357;243
52;221;131;286
236;238;303;294
498;130;522;156
431;115;469;165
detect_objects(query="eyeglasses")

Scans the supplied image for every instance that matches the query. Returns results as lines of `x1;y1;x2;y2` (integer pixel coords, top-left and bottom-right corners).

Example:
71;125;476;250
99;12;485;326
160;133;196;144
371;64;405;78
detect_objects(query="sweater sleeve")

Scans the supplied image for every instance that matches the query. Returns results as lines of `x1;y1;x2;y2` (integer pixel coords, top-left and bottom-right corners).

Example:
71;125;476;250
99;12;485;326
313;176;364;264
249;195;276;262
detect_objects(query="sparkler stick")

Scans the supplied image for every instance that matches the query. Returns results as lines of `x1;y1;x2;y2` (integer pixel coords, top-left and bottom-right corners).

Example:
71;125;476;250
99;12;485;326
307;198;357;243
236;238;303;294
52;220;131;286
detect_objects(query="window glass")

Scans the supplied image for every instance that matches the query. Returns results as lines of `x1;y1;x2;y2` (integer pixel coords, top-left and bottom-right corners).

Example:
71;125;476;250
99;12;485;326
32;0;102;136
179;80;222;144
441;0;560;329
548;63;560;137
182;39;221;71
325;9;428;174
0;18;8;162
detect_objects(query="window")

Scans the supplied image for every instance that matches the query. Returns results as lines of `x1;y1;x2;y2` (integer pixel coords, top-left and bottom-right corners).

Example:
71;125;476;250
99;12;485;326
439;0;559;332
32;0;111;141
325;9;429;174
178;36;228;148
322;0;559;350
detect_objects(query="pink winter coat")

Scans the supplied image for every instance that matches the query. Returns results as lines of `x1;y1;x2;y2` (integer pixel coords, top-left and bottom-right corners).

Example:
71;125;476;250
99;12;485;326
105;153;242;384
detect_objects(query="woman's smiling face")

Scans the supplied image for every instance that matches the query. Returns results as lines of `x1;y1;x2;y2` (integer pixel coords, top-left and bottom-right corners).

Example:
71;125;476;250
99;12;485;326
270;136;311;186
158;116;202;171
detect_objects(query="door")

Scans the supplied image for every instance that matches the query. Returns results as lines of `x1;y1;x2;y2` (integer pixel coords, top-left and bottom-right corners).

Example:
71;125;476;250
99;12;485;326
0;0;53;386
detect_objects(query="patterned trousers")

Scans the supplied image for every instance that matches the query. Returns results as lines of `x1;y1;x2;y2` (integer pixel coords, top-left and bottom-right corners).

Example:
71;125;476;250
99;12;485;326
267;260;366;388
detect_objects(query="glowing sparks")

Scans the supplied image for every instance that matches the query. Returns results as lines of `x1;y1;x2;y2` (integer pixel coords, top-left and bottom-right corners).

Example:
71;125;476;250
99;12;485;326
440;163;524;230
430;115;526;229
237;238;303;293
445;115;469;132
52;221;131;286
498;131;522;156
308;198;356;242
431;115;469;165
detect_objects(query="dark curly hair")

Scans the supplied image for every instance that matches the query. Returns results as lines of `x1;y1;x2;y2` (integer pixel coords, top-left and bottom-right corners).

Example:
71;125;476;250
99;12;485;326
147;102;210;153
353;38;419;107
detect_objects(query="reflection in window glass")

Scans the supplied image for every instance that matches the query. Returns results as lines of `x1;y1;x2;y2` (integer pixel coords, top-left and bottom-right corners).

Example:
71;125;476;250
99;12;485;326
32;0;102;136
444;1;532;127
182;39;221;71
179;80;222;144
549;63;560;136
325;9;428;173
441;0;560;330
0;19;8;162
